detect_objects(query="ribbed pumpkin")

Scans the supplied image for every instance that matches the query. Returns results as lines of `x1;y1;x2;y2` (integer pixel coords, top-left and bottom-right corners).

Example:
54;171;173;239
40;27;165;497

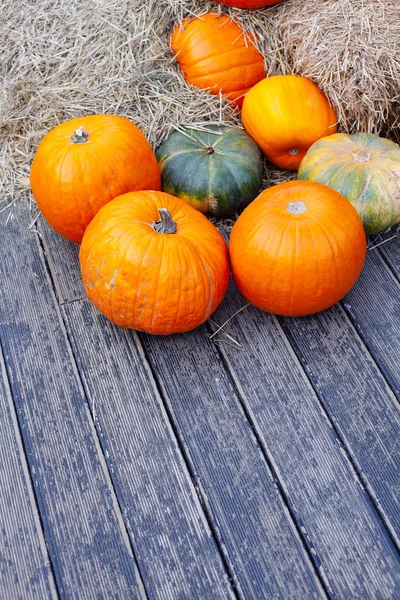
79;190;230;335
215;0;284;7
242;75;337;170
156;125;263;218
229;180;366;317
30;114;161;244
170;13;265;108
298;133;400;235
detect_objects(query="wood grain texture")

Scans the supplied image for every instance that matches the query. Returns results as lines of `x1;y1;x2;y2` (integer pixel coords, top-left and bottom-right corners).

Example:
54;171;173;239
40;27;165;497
40;212;325;598
279;299;400;545
140;329;326;600
37;215;85;304
375;231;399;281
0;201;146;599
343;249;400;396
61;299;235;600
0;347;58;600
210;278;400;599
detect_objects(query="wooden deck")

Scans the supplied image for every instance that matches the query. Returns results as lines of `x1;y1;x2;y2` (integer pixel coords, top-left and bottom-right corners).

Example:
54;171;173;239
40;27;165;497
1;195;399;599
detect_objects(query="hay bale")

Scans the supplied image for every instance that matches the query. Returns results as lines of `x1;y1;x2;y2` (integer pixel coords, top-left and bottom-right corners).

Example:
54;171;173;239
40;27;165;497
274;0;400;143
1;0;399;201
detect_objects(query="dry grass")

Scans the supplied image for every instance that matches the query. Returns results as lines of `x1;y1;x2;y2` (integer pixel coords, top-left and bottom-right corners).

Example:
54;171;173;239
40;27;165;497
1;0;399;203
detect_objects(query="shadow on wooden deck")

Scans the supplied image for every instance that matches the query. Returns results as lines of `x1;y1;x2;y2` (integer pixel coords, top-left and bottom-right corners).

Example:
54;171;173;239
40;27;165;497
0;196;399;599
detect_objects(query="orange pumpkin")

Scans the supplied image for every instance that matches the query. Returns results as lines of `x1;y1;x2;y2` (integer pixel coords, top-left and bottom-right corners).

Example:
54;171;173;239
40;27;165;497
79;190;230;335
241;75;337;169
170;12;265;108
30;114;161;244
229;180;366;317
215;0;284;7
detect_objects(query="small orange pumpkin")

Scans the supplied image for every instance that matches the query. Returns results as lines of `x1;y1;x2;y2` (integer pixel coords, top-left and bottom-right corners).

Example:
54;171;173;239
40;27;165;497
79;190;230;335
170;12;265;108
242;75;337;169
229;180;366;317
30;114;161;244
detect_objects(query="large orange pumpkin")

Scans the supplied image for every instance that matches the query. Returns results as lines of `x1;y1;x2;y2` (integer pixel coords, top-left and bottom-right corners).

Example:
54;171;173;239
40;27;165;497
79;190;230;335
215;0;284;7
241;75;337;169
229;180;366;317
30;114;161;244
170;12;265;108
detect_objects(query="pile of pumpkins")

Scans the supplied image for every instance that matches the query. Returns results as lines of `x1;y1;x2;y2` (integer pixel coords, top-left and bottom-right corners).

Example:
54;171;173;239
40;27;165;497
30;6;400;335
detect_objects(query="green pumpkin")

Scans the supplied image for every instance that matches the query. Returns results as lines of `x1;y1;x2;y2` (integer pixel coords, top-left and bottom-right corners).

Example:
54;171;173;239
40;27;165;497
155;125;263;218
298;132;400;235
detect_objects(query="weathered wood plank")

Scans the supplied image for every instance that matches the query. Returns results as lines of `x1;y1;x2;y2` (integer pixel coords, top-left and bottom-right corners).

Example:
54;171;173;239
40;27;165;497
373;230;399;281
39;212;325;598
0;347;58;600
38;221;84;304
0;202;146;599
343;249;400;396
61;299;236;600
278;300;400;543
140;330;326;600
210;279;400;599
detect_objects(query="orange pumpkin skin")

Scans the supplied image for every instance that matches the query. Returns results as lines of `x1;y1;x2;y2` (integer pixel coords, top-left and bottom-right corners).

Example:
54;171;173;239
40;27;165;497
79;191;230;335
215;0;284;7
229;181;366;317
30;115;161;244
242;75;337;169
170;13;265;108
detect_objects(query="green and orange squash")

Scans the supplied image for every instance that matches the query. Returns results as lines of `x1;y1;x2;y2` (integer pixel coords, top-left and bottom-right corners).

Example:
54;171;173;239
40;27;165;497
298;132;400;234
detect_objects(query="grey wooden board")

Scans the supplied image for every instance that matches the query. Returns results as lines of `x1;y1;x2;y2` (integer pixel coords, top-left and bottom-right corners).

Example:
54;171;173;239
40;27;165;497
39;215;236;600
343;249;400;396
38;217;325;599
140;330;326;600
376;231;400;281
37;221;84;305
278;296;400;544
61;300;235;600
0;346;58;600
210;278;400;599
0;202;146;599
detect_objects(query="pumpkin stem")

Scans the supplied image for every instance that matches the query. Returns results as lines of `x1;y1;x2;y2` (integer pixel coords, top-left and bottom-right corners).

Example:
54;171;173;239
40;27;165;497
153;208;177;234
206;147;215;155
72;126;89;144
352;149;371;163
287;201;307;215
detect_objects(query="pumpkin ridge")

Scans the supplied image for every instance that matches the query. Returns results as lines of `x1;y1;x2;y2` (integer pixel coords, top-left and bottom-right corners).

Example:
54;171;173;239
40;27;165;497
304;219;324;311
222;160;246;201
182;43;260;70
287;221;300;316
267;219;292;286
188;58;266;85
223;152;263;178
149;234;165;333
302;212;345;292
206;152;217;213
86;143;109;217
158;148;204;168
181;235;215;322
131;233;158;330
